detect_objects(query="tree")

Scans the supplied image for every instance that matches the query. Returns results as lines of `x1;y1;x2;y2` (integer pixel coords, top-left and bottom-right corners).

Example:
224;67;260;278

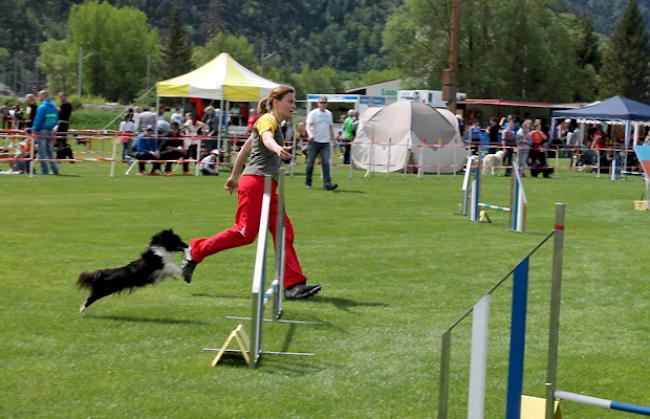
382;0;589;102
291;65;343;99
37;39;76;94
600;0;650;101
192;32;258;71
65;1;160;102
160;7;193;79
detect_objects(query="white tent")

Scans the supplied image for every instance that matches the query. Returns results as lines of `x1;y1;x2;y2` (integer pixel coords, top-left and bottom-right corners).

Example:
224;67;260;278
351;101;465;174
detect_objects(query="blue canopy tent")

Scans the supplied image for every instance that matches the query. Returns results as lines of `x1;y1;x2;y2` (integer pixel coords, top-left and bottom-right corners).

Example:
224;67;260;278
552;96;650;175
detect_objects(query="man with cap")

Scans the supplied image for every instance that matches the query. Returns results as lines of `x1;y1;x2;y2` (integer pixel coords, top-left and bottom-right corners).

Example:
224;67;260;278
132;125;162;175
159;121;190;176
199;149;220;176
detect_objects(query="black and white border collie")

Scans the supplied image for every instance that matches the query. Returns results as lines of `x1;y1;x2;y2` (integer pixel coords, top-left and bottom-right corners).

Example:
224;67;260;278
77;229;188;313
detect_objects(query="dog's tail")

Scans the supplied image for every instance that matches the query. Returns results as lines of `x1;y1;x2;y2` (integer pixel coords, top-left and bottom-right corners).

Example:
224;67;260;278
77;271;101;289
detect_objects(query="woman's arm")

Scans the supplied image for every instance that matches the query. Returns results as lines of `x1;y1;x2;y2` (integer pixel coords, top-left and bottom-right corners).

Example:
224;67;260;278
261;131;292;160
224;136;253;194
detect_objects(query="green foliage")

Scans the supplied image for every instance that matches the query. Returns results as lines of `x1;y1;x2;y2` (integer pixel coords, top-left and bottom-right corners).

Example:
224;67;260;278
37;39;77;94
160;7;193;80
192;32;258;71
382;0;449;89
65;1;160;103
601;0;650;101
291;65;344;99
383;0;604;102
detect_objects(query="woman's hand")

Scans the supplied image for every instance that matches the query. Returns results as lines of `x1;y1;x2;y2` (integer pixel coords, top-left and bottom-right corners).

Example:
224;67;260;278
225;176;238;195
277;145;292;161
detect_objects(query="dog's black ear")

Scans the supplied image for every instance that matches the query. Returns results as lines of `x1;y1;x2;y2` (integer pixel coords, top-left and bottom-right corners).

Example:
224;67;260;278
169;228;174;234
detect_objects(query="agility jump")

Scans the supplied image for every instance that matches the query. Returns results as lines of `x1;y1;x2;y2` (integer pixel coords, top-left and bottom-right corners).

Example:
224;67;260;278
438;203;650;417
203;170;317;368
461;154;527;232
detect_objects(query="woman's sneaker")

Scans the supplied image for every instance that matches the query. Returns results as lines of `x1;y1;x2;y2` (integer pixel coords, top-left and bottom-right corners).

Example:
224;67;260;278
284;283;321;299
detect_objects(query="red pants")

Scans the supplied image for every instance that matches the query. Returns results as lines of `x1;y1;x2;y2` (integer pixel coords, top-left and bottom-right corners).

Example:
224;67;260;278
190;175;307;288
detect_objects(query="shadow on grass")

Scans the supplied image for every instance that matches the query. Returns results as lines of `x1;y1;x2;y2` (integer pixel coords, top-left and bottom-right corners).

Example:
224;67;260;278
308;295;387;312
330;189;367;194
87;314;209;326
191;292;249;300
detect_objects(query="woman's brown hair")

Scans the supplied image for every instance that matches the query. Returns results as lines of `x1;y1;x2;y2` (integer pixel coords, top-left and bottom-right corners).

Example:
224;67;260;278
257;85;295;114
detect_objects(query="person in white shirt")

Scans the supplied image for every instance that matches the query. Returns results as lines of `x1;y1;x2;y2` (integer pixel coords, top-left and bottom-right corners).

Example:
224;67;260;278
171;108;184;126
305;96;338;190
199;149;220;175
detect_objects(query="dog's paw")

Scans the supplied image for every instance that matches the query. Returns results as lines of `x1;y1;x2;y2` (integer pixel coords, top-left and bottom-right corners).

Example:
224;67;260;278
79;303;87;314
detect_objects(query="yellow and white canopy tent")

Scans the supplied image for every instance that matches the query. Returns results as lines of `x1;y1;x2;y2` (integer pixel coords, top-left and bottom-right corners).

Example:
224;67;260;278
155;52;279;174
156;51;278;128
156;52;278;101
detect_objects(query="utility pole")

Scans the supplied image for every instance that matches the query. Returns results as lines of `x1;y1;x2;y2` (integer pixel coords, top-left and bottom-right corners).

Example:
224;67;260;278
442;0;459;113
78;47;83;97
146;54;151;99
78;47;94;98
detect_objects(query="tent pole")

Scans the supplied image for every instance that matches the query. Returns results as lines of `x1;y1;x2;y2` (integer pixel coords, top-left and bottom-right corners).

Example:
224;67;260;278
155;89;160;144
216;99;223;169
623;120;631;178
437;138;442;178
550;117;559;176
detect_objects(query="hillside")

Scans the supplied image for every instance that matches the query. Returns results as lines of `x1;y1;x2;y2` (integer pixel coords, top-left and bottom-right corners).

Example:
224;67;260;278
564;0;650;34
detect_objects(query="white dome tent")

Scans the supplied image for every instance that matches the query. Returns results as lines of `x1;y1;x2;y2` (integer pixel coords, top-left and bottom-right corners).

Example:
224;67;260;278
351;101;465;174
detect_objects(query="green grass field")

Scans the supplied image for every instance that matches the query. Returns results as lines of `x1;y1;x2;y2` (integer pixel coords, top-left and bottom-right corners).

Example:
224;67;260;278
1;158;649;418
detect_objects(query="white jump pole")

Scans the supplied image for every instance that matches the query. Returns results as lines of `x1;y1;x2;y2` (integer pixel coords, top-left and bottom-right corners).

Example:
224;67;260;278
109;137;118;177
467;294;491;419
461;155;473;216
249;176;272;367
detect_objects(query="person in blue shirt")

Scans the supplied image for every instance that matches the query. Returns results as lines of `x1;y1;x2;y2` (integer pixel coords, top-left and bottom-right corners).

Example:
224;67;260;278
468;120;482;155
132;125;162;175
31;90;60;175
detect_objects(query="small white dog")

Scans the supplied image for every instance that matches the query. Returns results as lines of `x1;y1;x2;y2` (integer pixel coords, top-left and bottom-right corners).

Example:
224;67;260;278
482;150;505;176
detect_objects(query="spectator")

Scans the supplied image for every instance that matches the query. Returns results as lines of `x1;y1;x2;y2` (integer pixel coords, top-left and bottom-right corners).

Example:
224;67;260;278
246;107;260;135
487;117;500;154
469;120;481;155
156;106;171;135
294;121;309;160
136;107;156;132
31;90;59;175
198;149;220;175
342;109;356;164
530;119;551;178
12;136;32;173
516;119;532;177
159;121;190;176
305;96;338;190
202;106;219;151
55;91;74;161
132;125;161;176
132;106;143;130
644;129;650;146
24;94;38;129
501;122;516;176
171;107;184;126
183;112;206;167
118;110;136;161
180;85;321;300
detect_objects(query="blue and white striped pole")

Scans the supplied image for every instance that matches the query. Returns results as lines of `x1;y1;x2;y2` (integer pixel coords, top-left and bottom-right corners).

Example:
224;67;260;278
505;256;529;419
555;391;650;416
